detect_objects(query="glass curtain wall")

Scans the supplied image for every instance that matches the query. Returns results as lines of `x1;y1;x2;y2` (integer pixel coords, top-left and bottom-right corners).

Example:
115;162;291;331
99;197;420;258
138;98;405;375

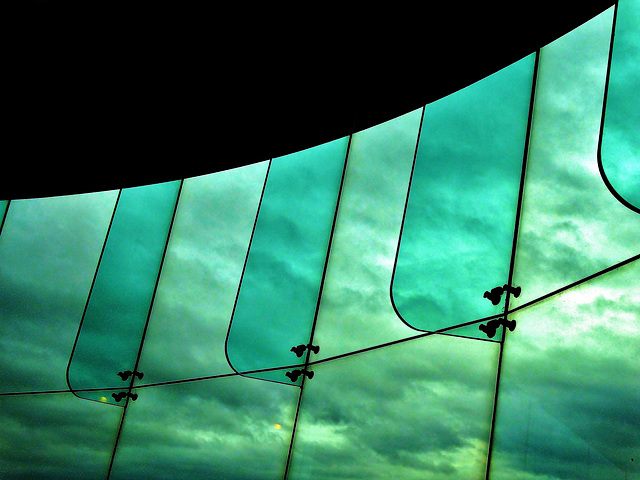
0;3;638;479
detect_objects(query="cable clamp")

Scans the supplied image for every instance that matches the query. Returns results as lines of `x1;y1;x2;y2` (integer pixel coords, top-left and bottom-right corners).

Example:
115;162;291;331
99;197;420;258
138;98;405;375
290;343;320;358
285;368;314;382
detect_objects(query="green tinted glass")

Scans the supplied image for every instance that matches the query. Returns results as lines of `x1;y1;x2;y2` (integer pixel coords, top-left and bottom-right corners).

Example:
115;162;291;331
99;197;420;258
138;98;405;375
599;0;640;212
67;181;181;404
133;163;268;385
0;193;117;393
226;138;349;384
288;335;500;479
508;7;640;312
0;200;8;234
0;393;123;479
489;260;640;479
109;373;300;480
307;109;423;360
392;53;536;338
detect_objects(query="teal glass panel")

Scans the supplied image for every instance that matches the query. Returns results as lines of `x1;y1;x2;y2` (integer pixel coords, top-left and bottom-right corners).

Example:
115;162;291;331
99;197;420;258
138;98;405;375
67;181;181;404
226;138;349;384
392;53;535;338
0;192;117;393
0;200;8;233
491;12;640;478
599;0;640;212
0;392;122;479
508;7;640;312
133;163;268;384
299;108;495;363
489;259;640;479
108;371;300;480
287;335;500;479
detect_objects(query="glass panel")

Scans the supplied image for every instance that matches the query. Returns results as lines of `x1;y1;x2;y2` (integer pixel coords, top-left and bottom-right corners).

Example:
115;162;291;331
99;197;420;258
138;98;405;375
132;162;268;384
0;392;122;479
67;181;182;404
226;138;349;384
0;200;8;234
0;192;117;393
489;259;640;479
288;335;500;479
599;0;640;212
490;13;640;479
508;7;640;311
392;53;536;338
303;108;493;362
109;372;300;480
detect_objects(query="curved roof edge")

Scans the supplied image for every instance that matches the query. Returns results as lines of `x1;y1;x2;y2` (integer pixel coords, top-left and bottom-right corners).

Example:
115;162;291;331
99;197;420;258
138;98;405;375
4;0;615;199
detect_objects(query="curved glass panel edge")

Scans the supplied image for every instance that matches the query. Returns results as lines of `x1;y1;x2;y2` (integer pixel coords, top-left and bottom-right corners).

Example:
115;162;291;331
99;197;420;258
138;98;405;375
391;53;535;337
67;181;182;405
226;138;349;382
598;0;640;213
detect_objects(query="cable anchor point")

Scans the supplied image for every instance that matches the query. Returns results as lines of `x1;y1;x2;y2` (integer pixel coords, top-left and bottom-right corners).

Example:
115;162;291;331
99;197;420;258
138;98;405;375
111;391;139;402
479;317;517;338
285;368;314;382
483;284;521;305
290;343;320;358
117;370;144;381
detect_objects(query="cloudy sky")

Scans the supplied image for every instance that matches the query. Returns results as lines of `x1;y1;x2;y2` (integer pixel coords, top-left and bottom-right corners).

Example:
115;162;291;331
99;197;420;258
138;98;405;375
1;5;639;480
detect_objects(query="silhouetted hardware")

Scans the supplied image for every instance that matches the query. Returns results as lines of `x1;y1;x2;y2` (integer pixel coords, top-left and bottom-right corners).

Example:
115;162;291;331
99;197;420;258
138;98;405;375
479;317;517;338
290;345;306;357
483;284;522;305
112;391;139;402
117;370;144;381
479;320;499;338
503;284;522;298
503;318;517;331
483;286;505;305
290;343;320;357
285;368;315;382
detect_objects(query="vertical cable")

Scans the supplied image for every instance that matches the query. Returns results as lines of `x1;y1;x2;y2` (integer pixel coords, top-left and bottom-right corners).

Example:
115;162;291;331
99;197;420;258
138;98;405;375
282;133;353;480
105;180;184;480
485;48;540;480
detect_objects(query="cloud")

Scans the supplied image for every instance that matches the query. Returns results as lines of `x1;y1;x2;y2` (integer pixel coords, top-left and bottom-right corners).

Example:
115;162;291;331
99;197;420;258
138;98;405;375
288;334;498;480
511;6;639;307
1;7;638;480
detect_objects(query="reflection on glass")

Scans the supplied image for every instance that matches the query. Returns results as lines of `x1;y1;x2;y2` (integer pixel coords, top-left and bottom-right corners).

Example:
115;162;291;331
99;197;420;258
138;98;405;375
508;7;639;310
226;138;349;384
392;54;535;338
288;335;499;480
490;259;640;479
0;192;117;393
599;0;640;212
109;373;300;480
67;181;181;404
0;393;122;479
134;163;269;384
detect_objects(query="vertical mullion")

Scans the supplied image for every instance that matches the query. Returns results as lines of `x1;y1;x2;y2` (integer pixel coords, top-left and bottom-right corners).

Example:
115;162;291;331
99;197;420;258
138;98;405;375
485;48;541;480
105;180;184;480
282;133;353;480
66;190;122;400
